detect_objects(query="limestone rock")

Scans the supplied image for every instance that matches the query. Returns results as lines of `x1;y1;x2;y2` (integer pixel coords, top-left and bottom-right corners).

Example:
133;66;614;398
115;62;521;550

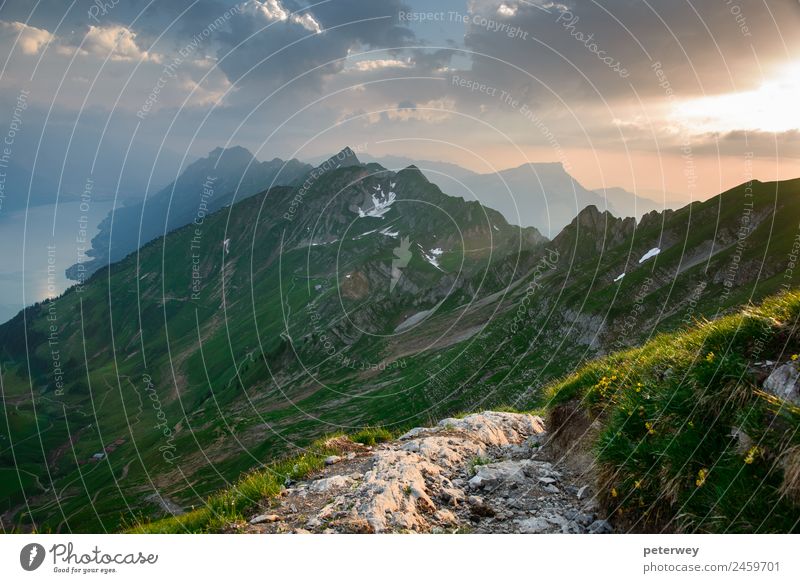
469;460;533;489
763;363;800;405
308;475;353;493
516;517;551;533
250;411;610;534
250;513;280;524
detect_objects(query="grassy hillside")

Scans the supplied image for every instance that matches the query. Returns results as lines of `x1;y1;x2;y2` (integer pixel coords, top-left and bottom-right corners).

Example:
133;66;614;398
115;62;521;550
130;290;800;534
0;160;541;532
546;291;800;533
3;169;799;533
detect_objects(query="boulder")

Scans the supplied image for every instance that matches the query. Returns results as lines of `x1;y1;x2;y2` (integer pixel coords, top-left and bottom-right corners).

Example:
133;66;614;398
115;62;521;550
763;363;800;405
516;517;551;533
469;460;533;489
249;513;280;525
308;475;354;493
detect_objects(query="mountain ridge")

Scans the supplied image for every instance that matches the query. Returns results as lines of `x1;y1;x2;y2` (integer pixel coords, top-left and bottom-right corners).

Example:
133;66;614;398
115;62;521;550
2;151;799;532
359;154;679;234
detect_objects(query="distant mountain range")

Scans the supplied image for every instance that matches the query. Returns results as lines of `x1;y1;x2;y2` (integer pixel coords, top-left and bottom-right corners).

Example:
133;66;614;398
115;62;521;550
2;145;797;533
65;147;311;281
2;144;682;283
0;136;190;215
359;154;684;236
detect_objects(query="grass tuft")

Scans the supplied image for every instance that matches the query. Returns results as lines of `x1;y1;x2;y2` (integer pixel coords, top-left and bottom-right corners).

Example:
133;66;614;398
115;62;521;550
350;426;394;446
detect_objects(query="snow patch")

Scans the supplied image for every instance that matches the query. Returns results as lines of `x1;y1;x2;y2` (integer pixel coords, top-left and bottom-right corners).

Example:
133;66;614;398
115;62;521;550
357;185;397;219
638;247;661;263
613;273;625;282
310;238;339;246
353;229;378;240
379;226;399;238
419;244;445;271
223;238;231;254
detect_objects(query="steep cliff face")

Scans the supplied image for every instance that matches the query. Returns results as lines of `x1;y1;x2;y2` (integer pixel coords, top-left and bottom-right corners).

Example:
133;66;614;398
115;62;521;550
550;204;636;258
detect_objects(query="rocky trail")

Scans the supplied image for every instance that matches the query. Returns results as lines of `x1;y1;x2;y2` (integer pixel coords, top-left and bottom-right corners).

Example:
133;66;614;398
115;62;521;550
239;412;612;534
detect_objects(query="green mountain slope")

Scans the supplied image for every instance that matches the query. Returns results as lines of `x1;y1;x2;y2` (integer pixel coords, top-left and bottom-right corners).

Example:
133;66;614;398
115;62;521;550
397;177;800;414
0;151;542;532
130;290;800;534
1;159;799;533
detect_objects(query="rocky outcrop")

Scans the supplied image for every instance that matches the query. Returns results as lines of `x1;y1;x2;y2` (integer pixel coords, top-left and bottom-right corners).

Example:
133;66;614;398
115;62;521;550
241;412;608;534
550;205;636;260
763;362;800;405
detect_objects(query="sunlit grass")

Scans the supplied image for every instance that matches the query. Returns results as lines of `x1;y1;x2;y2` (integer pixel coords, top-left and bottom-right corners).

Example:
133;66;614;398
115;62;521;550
545;291;800;533
125;424;406;533
125;439;341;533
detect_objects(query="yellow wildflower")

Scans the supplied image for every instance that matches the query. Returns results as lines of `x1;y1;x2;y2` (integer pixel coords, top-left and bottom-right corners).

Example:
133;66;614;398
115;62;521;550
744;445;759;465
696;468;708;487
705;352;715;363
611;487;618;498
645;421;656;435
792;354;799;361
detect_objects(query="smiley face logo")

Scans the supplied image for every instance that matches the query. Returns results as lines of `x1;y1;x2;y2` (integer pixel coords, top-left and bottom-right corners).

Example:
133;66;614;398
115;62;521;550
20;543;46;571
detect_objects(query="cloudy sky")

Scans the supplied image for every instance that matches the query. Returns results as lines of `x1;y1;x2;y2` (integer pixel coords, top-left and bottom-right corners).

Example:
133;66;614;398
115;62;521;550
1;0;798;203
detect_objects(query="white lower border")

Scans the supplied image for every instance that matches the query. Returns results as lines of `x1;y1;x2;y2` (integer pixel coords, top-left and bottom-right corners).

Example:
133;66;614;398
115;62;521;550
1;534;797;582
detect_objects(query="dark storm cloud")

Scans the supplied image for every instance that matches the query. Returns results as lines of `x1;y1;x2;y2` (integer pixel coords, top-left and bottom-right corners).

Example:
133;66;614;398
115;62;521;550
409;47;455;71
460;0;800;107
0;0;796;189
0;0;238;42
212;0;415;97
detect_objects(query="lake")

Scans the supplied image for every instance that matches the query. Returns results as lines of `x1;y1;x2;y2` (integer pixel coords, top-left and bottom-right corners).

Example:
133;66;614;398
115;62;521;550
0;201;112;325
